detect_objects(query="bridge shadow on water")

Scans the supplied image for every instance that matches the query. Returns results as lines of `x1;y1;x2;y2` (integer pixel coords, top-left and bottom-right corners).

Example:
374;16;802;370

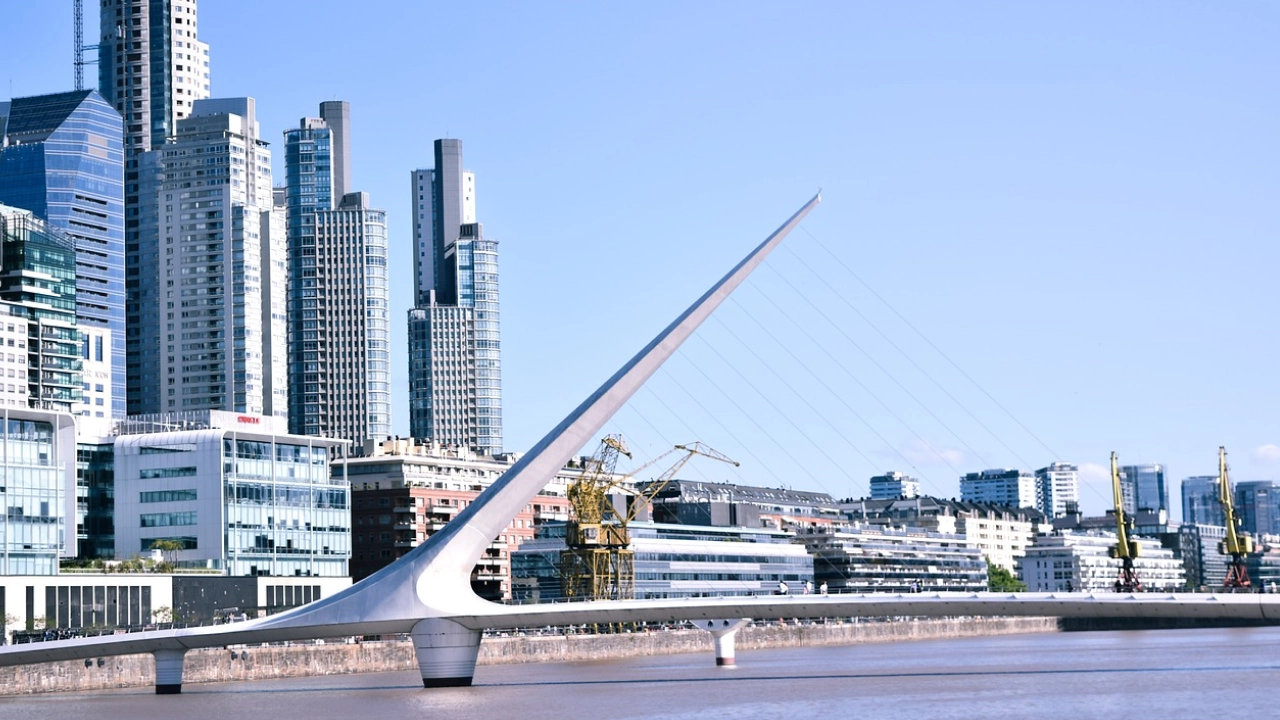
483;662;1280;689
175;662;1280;696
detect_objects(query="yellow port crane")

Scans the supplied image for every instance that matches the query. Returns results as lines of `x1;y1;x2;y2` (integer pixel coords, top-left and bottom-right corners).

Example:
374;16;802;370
1108;452;1142;593
562;436;739;601
1217;446;1254;590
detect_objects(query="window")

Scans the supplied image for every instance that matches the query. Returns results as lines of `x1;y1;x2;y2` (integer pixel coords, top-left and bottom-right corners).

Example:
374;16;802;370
140;511;197;527
140;489;198;503
140;467;197;479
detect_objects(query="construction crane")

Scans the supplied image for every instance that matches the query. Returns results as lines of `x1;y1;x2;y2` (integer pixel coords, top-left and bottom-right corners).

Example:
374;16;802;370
1108;452;1142;593
73;0;100;91
1217;446;1254;590
561;437;738;601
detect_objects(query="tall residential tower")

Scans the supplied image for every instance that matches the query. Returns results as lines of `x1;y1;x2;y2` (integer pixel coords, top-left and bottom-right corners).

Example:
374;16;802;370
133;98;285;416
98;0;211;415
284;104;390;449
408;139;502;454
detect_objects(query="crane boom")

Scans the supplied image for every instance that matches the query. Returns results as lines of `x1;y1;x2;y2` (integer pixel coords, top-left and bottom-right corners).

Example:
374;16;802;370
1108;452;1142;592
561;437;738;601
72;0;100;92
1218;446;1254;589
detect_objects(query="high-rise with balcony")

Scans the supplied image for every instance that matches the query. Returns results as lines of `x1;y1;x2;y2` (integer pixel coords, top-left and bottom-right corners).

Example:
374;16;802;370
285;104;389;449
1034;462;1079;518
408;139;502;454
132;97;285;416
960;468;1037;509
0;205;82;412
98;0;210;415
0;91;124;417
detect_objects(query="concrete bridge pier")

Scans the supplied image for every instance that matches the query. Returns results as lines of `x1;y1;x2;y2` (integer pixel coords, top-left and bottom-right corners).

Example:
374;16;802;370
411;617;482;687
703;618;750;667
153;648;186;694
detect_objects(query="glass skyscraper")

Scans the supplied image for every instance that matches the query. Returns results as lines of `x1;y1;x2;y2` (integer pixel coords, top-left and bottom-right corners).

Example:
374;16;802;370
408;139;503;454
1181;475;1224;527
1120;463;1168;514
0;90;124;416
1234;481;1280;536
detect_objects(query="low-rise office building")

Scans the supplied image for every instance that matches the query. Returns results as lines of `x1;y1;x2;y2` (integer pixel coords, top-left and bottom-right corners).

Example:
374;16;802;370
511;521;812;602
644;480;841;530
111;411;349;577
840;496;1048;572
797;525;987;593
0;407;77;575
1019;531;1186;592
0;574;349;643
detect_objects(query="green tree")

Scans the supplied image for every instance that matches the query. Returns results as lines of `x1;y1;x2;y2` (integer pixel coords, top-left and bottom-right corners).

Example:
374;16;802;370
987;559;1027;592
149;539;184;573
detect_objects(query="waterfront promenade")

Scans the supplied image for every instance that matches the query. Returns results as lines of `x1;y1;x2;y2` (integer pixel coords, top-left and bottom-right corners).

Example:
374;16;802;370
0;617;1056;695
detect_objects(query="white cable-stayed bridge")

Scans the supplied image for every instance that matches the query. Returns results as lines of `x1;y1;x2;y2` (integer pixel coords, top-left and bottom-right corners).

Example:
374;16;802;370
1;192;1274;695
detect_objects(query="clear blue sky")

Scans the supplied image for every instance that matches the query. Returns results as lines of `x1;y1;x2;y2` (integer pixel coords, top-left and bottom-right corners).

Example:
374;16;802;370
3;2;1278;517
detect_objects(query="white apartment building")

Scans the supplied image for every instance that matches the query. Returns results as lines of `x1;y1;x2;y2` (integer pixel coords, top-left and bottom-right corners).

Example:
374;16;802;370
0;303;30;408
1019;531;1186;592
1035;462;1080;518
842;496;1048;572
961;468;1037;509
306;192;390;447
869;471;920;500
138;98;286;417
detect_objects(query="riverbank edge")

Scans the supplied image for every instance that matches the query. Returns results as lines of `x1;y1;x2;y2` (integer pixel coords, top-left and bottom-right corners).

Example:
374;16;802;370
0;616;1058;695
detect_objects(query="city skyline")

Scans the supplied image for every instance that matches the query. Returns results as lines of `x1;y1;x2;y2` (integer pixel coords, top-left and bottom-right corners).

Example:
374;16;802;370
1;3;1277;516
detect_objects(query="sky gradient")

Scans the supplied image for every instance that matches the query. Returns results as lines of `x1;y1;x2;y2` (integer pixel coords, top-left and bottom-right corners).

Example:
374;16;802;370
3;2;1277;516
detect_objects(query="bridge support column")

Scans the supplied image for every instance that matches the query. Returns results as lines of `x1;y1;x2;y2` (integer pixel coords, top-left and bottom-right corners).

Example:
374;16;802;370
411;617;482;688
153;648;186;694
702;618;750;667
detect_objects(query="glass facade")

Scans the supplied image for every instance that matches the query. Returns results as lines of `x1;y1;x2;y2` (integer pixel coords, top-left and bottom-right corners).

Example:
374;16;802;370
1181;475;1224;527
285;114;388;447
284;123;330;437
1120;463;1167;514
408;139;503;454
76;441;115;559
113;418;350;577
223;438;349;576
1235;481;1280;536
512;522;812;602
0;415;71;575
0;206;82;411
0;91;125;417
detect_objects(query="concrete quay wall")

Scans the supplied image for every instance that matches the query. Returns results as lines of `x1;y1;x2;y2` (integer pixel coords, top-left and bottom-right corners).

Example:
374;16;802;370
0;617;1058;695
